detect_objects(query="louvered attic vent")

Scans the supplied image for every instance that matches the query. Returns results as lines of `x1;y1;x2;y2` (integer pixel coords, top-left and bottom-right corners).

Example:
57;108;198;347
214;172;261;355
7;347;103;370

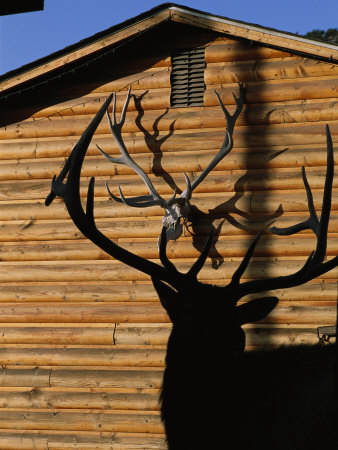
170;47;206;107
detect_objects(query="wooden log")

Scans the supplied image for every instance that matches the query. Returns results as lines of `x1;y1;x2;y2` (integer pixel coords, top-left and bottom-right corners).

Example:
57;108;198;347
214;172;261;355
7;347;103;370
205;58;338;84
0;367;51;387
259;304;337;325
50;367;163;389
0;303;169;323
0;367;163;389
243;324;322;347
242;279;338;302
0;431;167;449
0;235;337;261
0;347;166;367
2;100;338;140
0;325;169;345
0;283;158;303
0;388;160;410
0;258;336;284
0;278;335;303
108;98;333;129
205;41;289;62
0;326;117;344
206;76;338;105
0;410;163;433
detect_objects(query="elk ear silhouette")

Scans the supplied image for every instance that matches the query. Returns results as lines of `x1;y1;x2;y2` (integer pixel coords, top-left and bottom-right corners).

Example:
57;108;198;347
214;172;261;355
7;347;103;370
237;296;278;325
151;277;181;321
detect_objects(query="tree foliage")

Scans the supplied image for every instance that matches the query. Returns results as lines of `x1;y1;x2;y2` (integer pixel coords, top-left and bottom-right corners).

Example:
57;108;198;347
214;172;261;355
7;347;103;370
303;28;338;45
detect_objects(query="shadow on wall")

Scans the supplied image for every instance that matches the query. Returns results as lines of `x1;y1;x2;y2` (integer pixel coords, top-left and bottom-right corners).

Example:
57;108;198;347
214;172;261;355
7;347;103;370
189;63;285;269
132;46;284;333
134;51;290;381
161;338;336;449
0;22;219;127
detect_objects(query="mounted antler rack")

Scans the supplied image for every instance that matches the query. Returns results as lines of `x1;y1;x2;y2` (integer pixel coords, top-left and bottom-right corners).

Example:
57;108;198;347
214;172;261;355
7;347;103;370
95;84;244;239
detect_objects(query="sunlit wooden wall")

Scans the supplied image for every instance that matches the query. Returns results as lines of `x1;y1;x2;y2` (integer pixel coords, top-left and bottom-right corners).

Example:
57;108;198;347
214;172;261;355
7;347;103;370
0;21;336;449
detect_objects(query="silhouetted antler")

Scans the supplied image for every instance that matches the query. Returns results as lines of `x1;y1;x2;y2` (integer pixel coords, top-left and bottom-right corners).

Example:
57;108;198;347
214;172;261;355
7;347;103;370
45;94;214;289
232;125;338;300
46;92;337;306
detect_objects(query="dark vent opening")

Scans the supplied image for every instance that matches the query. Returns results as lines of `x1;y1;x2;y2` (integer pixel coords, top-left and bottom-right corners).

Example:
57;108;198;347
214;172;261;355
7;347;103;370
170;47;205;108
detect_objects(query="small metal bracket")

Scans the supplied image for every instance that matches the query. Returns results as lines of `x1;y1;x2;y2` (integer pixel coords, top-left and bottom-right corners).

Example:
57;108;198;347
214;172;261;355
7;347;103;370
317;326;336;345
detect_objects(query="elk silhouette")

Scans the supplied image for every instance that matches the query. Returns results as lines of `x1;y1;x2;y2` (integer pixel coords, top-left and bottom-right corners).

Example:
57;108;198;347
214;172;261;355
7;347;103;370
46;89;337;449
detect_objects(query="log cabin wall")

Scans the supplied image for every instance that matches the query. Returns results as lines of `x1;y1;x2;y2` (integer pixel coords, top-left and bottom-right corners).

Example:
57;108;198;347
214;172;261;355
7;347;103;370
0;18;337;449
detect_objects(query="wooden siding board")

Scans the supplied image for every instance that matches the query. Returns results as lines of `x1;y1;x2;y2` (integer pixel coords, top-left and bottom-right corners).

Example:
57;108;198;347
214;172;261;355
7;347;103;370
0;431;167;449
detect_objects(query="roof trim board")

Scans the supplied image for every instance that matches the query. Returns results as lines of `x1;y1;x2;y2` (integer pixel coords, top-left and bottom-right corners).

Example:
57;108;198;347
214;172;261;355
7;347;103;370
0;3;337;95
170;6;338;57
0;9;171;93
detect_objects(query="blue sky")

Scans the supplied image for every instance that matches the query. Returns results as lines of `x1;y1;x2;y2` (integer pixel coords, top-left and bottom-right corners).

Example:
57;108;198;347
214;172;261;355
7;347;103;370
1;0;337;76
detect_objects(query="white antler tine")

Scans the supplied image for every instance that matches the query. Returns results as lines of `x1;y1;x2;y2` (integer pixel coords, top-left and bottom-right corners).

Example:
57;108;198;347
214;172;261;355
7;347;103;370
96;144;121;164
167;189;177;206
183;173;192;201
117;184;131;205
105;181;123;203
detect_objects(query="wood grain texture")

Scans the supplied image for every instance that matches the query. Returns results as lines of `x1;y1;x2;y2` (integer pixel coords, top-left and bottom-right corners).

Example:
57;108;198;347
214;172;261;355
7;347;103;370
0;27;337;443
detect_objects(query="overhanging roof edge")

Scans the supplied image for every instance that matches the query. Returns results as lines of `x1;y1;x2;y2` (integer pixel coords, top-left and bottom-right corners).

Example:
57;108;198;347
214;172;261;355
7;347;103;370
0;2;337;96
169;5;338;52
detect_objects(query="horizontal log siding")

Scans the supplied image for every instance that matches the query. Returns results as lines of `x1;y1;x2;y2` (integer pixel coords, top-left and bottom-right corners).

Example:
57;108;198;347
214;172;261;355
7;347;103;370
0;28;337;447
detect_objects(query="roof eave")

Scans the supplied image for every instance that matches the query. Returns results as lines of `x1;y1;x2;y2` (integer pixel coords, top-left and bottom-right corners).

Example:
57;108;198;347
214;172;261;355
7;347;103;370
0;6;172;93
170;5;338;59
1;3;337;95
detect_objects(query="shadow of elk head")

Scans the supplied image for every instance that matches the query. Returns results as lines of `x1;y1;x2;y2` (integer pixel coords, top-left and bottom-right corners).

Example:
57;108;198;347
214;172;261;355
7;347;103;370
46;89;337;448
